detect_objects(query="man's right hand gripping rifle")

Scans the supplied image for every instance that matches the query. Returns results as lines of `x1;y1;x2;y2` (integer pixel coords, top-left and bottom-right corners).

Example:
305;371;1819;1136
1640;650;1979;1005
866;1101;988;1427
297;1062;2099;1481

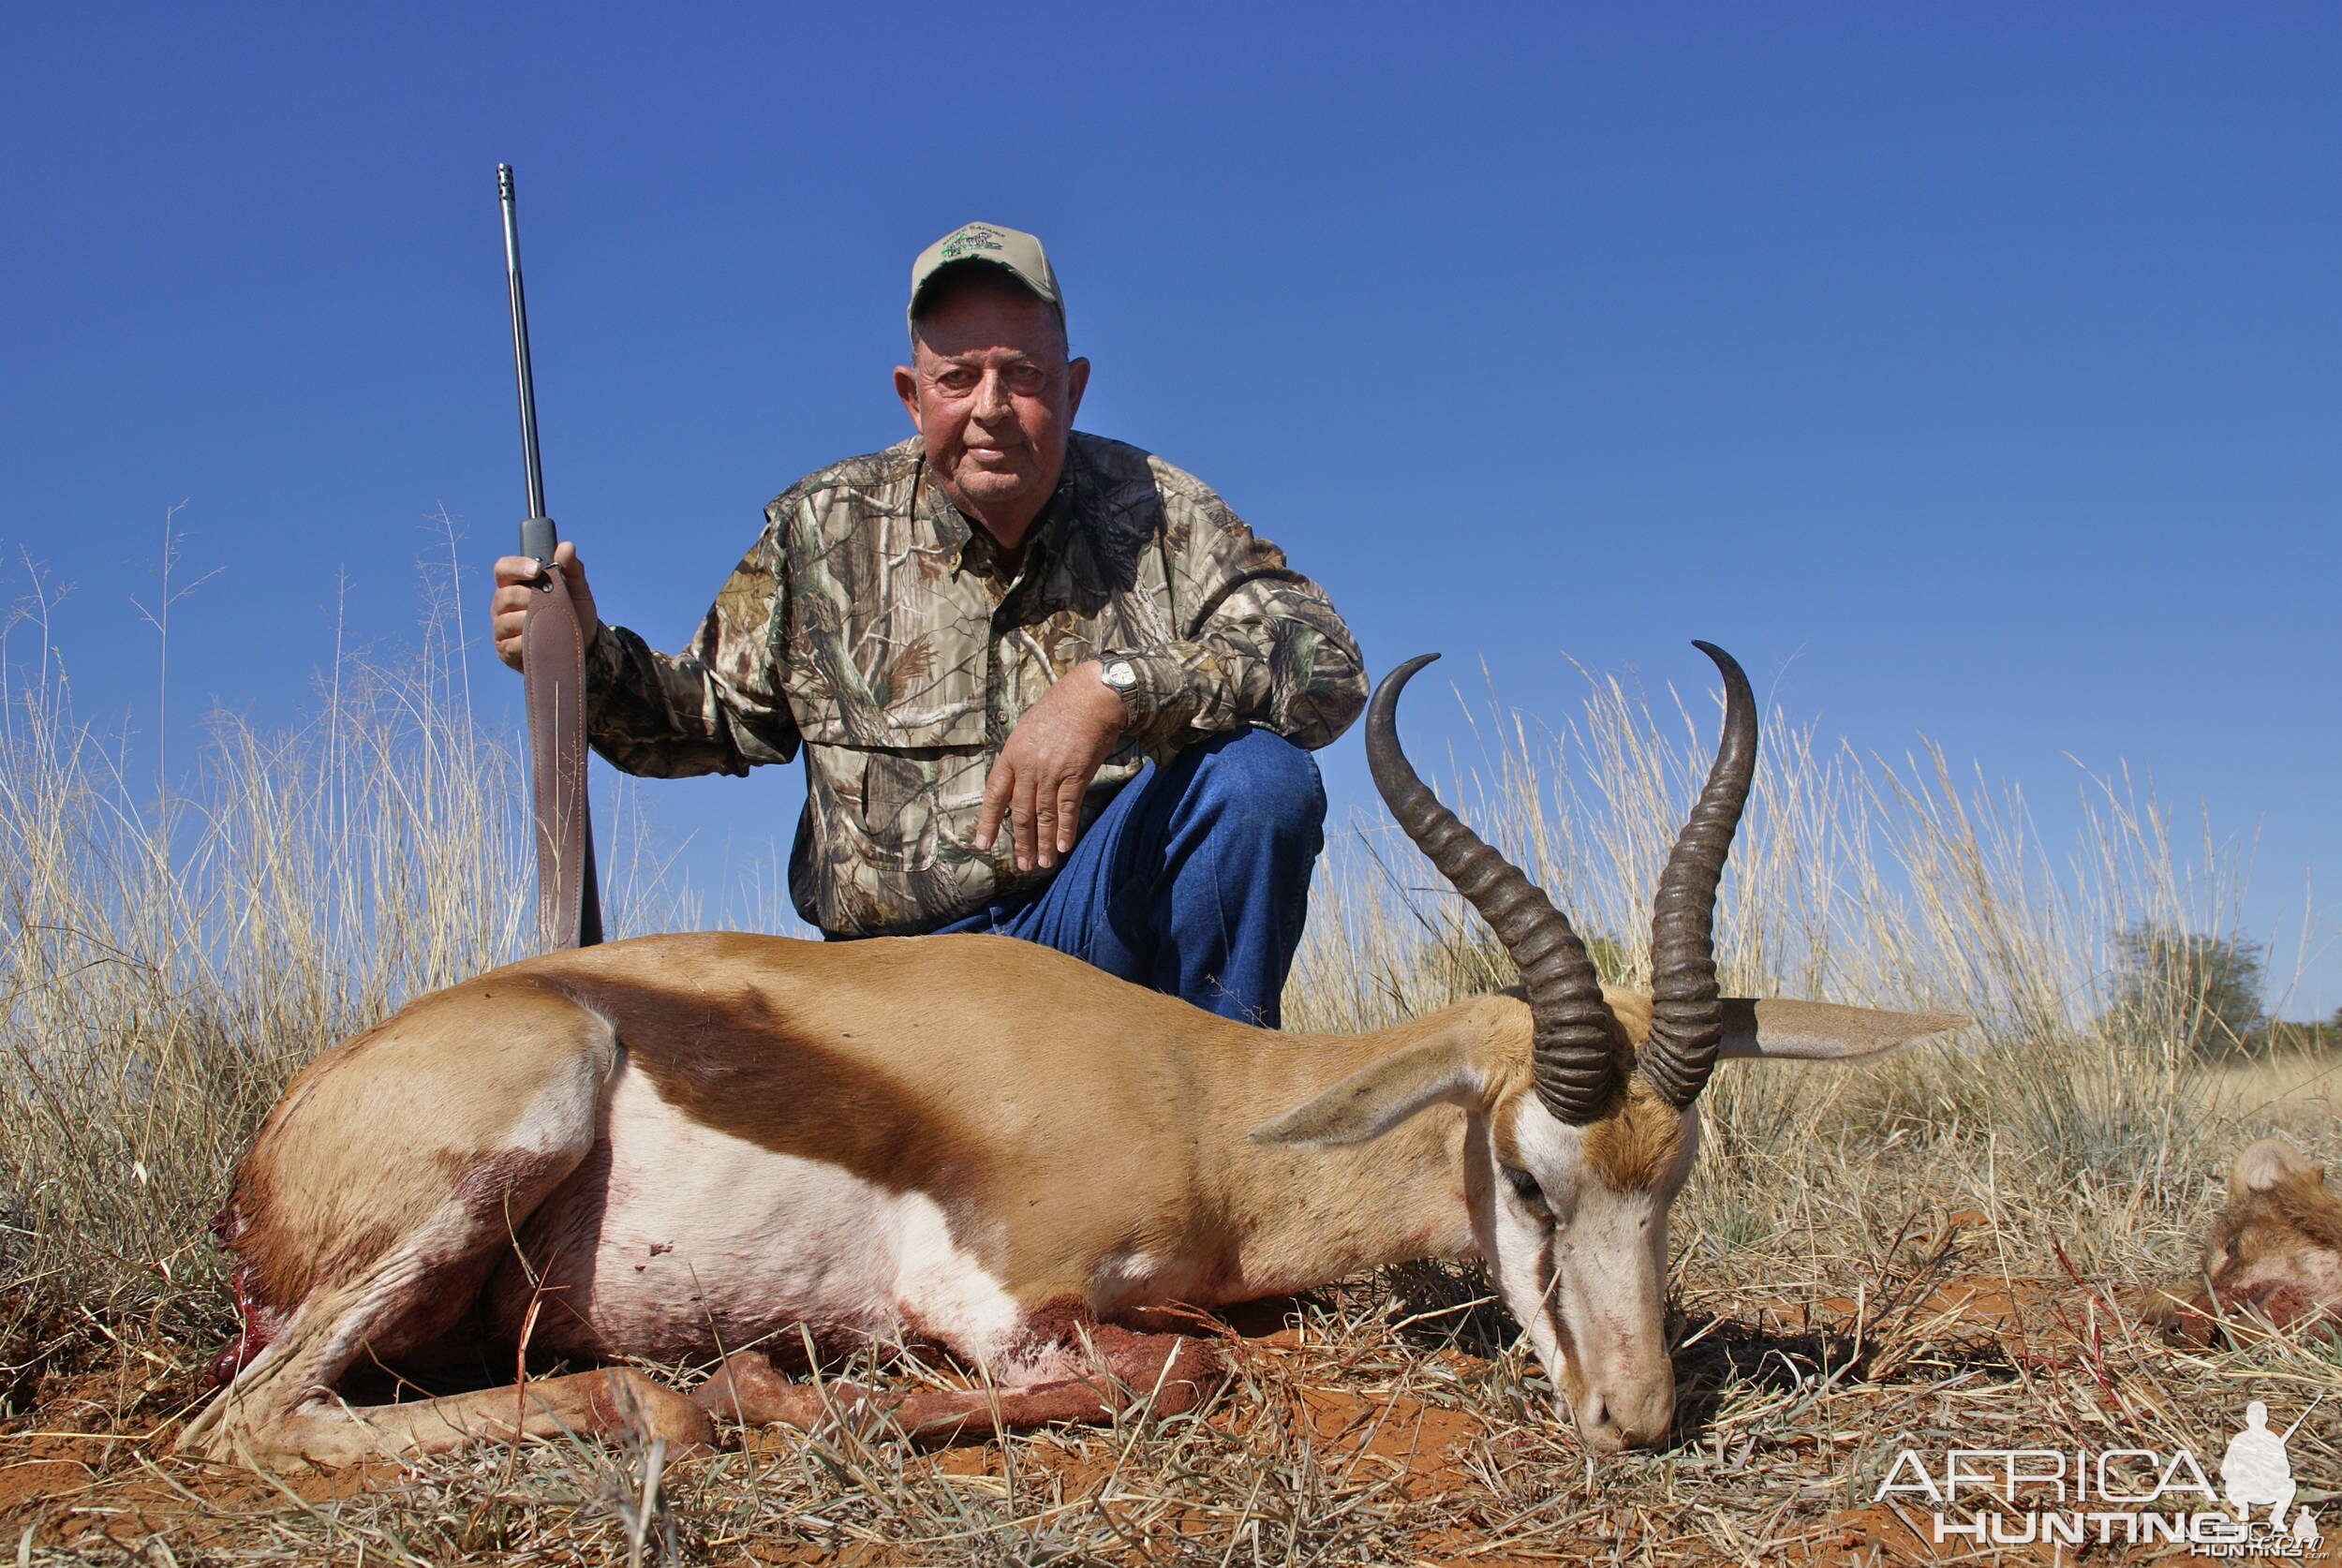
494;542;600;673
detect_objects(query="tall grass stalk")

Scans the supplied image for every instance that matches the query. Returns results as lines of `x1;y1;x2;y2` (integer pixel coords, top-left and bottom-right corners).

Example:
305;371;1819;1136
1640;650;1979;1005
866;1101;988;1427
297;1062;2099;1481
0;569;691;1371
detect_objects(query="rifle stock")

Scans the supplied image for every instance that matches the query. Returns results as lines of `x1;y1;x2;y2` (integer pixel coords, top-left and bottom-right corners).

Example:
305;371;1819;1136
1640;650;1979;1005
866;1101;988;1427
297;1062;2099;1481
498;163;602;952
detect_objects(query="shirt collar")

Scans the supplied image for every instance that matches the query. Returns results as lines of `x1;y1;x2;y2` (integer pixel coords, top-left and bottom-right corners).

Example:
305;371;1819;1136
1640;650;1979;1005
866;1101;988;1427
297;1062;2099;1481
914;440;1085;581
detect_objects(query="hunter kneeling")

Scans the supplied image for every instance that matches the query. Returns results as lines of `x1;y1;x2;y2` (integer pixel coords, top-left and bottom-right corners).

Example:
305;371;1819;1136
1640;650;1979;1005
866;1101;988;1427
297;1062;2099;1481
491;223;1364;1026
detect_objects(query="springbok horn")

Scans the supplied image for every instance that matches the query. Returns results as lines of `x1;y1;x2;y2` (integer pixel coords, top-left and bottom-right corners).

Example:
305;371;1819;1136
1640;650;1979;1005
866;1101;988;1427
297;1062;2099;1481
1366;655;1617;1123
1635;642;1759;1107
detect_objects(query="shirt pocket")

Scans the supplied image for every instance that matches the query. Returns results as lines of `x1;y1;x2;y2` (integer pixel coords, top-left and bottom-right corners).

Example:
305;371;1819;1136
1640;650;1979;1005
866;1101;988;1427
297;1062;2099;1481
802;739;987;880
858;744;1004;874
785;642;987;751
785;628;992;877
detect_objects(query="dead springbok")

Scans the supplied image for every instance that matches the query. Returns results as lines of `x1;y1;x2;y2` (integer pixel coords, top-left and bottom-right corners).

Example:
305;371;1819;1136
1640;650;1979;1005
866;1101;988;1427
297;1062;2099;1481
180;643;1966;1469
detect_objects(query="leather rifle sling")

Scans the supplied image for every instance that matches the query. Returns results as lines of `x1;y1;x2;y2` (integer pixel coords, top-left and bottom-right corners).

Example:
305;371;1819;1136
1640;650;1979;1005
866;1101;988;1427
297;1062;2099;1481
521;561;603;951
499;164;602;951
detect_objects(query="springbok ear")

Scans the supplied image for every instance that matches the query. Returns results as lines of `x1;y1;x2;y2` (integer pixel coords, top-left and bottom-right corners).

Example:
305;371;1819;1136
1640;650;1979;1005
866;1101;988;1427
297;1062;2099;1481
1716;998;1970;1062
1251;1028;1486;1147
2231;1137;2313;1198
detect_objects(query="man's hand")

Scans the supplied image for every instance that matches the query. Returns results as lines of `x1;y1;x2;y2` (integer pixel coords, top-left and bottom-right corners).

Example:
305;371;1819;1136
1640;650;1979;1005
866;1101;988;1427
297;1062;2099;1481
974;661;1129;872
490;541;600;673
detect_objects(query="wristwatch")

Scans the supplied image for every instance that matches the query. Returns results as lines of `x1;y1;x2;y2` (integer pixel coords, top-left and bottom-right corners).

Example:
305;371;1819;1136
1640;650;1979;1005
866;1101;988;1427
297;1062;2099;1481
1097;657;1144;724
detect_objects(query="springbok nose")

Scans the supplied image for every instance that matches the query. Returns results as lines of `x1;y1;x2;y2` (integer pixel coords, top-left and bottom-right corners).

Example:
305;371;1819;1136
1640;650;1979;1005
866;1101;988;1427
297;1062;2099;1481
1575;1391;1629;1455
1577;1380;1674;1452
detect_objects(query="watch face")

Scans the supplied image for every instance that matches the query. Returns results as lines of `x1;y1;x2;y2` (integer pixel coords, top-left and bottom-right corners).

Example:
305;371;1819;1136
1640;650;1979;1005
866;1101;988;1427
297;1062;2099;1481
1104;660;1137;691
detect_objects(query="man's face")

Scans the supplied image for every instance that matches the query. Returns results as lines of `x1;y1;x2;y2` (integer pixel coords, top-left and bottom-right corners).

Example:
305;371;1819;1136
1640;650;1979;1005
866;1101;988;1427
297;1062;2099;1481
895;274;1089;545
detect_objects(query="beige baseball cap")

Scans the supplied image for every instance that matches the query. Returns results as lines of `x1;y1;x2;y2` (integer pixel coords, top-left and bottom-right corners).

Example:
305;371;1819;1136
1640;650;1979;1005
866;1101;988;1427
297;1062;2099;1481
908;221;1063;326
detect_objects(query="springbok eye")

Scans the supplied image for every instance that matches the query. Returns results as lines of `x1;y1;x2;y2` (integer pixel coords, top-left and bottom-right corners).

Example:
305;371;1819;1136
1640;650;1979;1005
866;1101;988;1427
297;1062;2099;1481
1501;1165;1548;1209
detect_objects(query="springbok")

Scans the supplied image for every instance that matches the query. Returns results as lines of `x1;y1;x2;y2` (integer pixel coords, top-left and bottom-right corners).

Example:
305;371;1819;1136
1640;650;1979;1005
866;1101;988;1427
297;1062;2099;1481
180;643;1967;1469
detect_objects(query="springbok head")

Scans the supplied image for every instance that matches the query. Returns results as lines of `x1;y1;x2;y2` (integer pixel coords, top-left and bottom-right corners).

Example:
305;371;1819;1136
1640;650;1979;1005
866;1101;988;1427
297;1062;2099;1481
1258;643;1968;1451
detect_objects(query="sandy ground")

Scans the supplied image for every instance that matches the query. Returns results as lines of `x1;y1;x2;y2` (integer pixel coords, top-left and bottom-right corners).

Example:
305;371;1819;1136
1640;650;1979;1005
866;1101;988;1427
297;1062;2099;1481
7;1270;2335;1566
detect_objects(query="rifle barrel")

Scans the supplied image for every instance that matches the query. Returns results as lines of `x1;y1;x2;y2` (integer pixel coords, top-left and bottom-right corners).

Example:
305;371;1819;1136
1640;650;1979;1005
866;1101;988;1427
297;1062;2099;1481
498;163;553;558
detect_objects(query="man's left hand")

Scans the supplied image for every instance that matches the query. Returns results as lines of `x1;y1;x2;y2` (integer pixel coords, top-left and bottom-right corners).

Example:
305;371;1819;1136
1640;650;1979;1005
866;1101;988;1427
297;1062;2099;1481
975;661;1129;872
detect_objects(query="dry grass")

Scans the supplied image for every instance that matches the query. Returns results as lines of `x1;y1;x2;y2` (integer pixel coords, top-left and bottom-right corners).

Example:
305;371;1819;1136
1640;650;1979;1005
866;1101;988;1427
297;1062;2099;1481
2;574;2336;1563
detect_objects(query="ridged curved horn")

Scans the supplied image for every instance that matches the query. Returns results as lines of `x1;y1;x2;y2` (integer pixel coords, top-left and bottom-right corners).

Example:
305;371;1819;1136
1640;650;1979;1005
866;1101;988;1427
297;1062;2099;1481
1636;642;1759;1107
1367;655;1617;1123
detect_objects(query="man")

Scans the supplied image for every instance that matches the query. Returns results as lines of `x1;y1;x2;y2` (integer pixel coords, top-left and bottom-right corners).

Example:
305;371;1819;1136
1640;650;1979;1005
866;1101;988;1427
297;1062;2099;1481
491;222;1365;1026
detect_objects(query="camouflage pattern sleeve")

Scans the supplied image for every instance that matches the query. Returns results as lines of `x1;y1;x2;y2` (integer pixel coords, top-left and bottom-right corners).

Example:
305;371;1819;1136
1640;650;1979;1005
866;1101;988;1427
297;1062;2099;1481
582;510;800;778
1109;458;1368;754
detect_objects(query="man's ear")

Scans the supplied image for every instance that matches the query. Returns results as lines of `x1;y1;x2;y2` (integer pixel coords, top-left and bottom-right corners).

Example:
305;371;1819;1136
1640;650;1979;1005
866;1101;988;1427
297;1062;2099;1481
894;364;922;432
1251;1025;1486;1147
1717;998;1969;1061
1065;356;1090;420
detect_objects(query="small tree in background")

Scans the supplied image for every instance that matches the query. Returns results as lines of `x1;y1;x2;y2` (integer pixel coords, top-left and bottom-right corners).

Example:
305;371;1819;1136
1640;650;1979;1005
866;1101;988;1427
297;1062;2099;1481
2261;1004;2342;1056
2107;922;2267;1061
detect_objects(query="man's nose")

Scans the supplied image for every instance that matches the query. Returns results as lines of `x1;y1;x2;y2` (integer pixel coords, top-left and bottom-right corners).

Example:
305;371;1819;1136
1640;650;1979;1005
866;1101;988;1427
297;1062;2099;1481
973;368;1015;420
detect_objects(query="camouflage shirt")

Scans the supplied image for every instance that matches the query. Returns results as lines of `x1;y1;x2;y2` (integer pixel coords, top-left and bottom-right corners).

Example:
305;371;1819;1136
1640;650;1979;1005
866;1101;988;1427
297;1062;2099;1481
584;433;1367;938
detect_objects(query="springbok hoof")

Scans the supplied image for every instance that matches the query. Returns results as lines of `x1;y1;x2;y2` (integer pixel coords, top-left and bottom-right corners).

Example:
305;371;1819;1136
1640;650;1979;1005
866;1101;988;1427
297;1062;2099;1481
589;1368;718;1452
691;1350;873;1430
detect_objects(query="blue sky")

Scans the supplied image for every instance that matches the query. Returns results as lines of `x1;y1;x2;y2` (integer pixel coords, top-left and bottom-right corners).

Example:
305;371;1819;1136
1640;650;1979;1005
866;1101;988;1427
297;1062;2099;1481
6;5;2336;1007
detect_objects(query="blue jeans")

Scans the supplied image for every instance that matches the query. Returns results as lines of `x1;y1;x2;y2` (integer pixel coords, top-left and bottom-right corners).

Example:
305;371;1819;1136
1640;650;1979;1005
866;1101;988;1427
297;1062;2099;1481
933;727;1327;1027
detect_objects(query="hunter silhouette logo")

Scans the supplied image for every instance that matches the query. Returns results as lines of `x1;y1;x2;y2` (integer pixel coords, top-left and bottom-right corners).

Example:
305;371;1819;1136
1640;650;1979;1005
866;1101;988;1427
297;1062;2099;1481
2216;1401;2324;1556
1874;1398;2324;1556
2221;1403;2295;1527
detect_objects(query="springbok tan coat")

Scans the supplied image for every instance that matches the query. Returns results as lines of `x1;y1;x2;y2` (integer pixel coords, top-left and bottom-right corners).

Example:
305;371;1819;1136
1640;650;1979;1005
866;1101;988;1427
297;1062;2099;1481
181;645;1966;1469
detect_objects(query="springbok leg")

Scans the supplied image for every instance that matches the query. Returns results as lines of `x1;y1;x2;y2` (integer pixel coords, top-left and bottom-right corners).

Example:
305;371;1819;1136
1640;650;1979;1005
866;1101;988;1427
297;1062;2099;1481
209;1368;711;1470
179;983;638;1469
691;1326;1229;1446
179;1208;717;1470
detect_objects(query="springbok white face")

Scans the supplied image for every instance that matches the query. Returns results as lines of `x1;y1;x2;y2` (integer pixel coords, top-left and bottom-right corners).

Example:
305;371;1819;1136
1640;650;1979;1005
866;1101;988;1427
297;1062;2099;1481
1258;984;1960;1451
1260;643;1966;1452
1488;1088;1695;1450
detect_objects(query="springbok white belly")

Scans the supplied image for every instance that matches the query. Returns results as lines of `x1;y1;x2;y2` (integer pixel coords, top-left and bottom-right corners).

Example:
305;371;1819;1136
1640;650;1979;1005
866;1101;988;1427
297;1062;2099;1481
482;1057;1028;1367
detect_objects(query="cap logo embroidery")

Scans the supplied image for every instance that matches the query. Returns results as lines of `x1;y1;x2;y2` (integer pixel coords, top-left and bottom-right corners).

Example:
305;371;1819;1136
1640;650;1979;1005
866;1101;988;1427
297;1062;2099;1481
939;225;1006;260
